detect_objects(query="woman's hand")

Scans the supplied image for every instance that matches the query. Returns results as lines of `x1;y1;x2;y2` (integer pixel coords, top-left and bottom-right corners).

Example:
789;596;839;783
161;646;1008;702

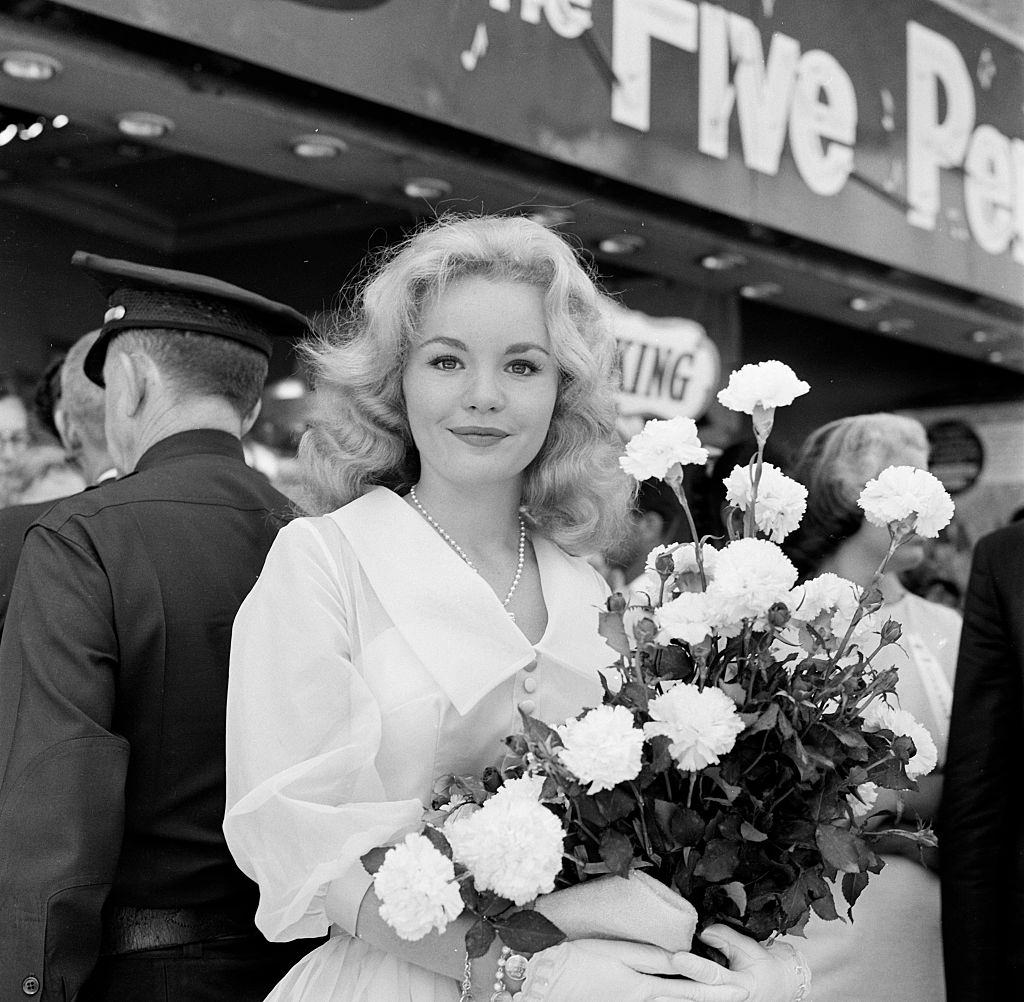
667;926;808;1002
533;871;698;952
524;938;749;1002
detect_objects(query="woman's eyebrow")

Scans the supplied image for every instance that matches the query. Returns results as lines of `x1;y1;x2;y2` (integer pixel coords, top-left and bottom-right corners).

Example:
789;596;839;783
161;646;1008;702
418;336;467;350
505;342;550;356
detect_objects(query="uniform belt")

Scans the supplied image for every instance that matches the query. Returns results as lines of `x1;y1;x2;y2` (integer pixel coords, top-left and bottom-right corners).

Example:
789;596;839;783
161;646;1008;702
100;904;256;955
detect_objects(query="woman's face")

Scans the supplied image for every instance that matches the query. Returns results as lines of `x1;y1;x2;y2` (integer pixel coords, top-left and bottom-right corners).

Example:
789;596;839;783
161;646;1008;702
402;276;560;495
0;395;29;476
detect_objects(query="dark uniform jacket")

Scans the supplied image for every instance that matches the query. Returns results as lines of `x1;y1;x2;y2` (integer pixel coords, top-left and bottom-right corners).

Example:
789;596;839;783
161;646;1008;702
940;522;1024;1000
0;430;294;1002
0;499;63;637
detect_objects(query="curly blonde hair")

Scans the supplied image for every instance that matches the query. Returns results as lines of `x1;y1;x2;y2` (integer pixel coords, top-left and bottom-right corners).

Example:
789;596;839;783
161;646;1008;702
782;412;930;578
297;214;633;554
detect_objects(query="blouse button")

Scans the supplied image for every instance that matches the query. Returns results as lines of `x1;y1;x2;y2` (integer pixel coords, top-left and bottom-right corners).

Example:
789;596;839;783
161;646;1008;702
518;698;536;715
522;676;537;694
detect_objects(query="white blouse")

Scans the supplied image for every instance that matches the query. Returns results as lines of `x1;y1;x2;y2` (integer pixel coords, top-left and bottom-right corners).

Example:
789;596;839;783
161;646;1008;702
223;487;614;944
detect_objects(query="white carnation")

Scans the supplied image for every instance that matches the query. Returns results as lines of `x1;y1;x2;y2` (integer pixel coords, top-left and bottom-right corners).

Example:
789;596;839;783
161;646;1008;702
656;591;716;646
447;783;565;905
644;683;745;772
785;573;872;648
707;538;798;622
723;462;808;543
373;833;465;941
862;702;938;780
847;782;879;819
716;361;810;415
619;416;709;481
557;705;644;794
857;466;954;538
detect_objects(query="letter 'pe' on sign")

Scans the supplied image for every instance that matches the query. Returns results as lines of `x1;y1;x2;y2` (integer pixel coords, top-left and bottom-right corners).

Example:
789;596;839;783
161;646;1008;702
610;303;721;420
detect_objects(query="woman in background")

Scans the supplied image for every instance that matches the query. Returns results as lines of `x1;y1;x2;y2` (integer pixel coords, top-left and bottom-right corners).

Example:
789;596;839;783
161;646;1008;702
783;412;960;1002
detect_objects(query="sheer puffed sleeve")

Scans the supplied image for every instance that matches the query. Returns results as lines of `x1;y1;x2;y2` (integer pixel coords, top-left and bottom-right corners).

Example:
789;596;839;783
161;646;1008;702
224;518;423;942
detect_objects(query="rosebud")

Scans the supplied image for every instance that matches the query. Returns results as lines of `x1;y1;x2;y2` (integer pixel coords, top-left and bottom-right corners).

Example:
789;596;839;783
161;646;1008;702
654;551;676;578
606;593;627;615
880;619;903;645
633;616;658;644
767;602;790;628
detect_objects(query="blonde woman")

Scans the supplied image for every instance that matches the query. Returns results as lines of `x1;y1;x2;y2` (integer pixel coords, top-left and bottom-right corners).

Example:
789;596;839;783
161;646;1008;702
224;216;803;1002
783;413;961;1002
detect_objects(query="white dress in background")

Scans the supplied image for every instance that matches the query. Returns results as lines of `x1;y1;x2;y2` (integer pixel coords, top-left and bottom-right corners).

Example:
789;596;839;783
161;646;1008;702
223;487;614;1001
798;592;961;1001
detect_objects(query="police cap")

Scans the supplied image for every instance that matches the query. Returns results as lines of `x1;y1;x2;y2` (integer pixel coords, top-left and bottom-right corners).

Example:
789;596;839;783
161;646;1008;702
73;251;309;386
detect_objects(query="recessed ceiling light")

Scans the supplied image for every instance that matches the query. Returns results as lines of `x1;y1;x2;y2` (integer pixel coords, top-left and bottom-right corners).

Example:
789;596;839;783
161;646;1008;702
598;233;646;254
117;112;174;139
988;350;1005;364
51;114;69;129
967;328;1010;345
849;295;890;312
877;317;915;333
402;177;452;200
525;207;575;227
739;282;783;299
0;124;17;147
699;251;747;271
291;133;348;158
269;378;306;400
18;121;44;141
1;51;61;81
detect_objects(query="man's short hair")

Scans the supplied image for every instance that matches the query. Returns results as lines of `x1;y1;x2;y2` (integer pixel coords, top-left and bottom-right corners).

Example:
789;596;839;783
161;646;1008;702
60;331;106;449
114;330;268;416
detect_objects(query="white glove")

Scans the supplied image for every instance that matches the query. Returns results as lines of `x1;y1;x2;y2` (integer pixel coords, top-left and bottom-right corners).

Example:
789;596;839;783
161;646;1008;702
668;926;809;1002
521;938;750;1002
533;871;697;952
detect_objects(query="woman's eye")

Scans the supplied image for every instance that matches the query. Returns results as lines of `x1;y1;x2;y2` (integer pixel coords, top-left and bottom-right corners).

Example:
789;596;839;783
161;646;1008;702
508;359;540;376
428;355;461;371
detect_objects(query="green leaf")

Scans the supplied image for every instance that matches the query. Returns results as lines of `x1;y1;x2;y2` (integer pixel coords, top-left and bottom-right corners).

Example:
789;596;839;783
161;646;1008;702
722;880;747;917
465;918;496;959
748;702;780;734
599;829;634;878
596;786;636;823
740;821;768;843
815;825;868;874
694;839;739;881
672;807;706;847
841;870;870;916
598;609;632;657
422;826;453;859
519;710;563;749
492;909;566;954
360;845;389;876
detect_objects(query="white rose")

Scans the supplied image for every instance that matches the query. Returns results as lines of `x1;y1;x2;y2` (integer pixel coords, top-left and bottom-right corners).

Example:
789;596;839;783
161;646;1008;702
656;591;716;646
373;833;465;941
644;683;745;772
716;361;810;415
862;701;938;780
447;784;565;905
706;538;798;623
557;705;644;794
723;462;808;543
857;466;954;539
847;782;879;819
619;416;709;481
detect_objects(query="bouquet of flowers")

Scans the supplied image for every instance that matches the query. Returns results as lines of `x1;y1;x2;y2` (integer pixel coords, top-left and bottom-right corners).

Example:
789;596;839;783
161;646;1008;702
363;360;954;963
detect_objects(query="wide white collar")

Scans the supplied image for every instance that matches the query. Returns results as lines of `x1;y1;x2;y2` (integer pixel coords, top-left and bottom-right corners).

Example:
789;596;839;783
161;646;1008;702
328;487;613;715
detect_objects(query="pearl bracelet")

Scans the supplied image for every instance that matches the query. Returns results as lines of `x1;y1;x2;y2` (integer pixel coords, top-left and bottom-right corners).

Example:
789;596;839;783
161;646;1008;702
490;945;531;1002
767;939;812;1002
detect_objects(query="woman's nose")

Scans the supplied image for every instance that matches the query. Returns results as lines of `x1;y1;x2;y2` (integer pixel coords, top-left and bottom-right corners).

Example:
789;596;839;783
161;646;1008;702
462;369;504;411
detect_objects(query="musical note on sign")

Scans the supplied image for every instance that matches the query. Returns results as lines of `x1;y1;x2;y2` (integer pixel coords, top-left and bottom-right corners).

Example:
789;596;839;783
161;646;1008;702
461;22;489;72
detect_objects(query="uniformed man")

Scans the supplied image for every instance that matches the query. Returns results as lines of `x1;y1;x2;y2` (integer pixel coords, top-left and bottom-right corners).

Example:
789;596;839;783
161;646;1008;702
0;253;315;1002
0;329;116;635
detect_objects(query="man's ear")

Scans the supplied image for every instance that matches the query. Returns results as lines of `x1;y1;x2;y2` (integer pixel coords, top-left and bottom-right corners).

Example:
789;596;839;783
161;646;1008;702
637;510;667;547
114;350;150;418
240;397;262;437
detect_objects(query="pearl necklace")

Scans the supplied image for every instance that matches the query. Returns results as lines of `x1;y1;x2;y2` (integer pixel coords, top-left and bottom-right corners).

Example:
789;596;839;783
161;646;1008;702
409;485;526;620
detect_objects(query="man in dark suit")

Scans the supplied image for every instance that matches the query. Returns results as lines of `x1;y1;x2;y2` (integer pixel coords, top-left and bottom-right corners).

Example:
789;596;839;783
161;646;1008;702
0;253;314;1002
940;520;1024;1000
0;329;116;634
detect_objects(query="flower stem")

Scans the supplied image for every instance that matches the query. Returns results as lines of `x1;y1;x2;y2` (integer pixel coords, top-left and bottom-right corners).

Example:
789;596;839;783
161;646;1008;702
666;465;707;591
